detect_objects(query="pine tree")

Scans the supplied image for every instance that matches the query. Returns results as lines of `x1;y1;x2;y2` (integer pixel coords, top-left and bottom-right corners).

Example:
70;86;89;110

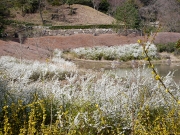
0;0;10;35
115;1;140;35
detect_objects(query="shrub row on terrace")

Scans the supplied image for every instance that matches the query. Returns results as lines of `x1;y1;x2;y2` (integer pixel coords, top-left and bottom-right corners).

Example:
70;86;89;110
49;24;119;30
70;42;158;61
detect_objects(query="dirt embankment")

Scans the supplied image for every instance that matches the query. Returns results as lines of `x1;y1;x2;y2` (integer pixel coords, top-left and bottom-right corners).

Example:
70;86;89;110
0;32;180;62
0;34;144;61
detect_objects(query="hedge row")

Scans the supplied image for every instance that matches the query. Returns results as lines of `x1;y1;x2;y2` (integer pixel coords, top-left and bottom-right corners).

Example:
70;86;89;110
49;24;123;30
4;19;35;26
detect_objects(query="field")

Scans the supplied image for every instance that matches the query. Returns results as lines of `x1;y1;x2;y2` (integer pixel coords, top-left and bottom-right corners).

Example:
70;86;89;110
1;32;180;134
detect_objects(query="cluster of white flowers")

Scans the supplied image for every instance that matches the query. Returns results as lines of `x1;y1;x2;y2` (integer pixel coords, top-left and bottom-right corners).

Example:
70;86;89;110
72;42;157;60
0;47;179;130
1;56;179;111
0;50;77;82
0;50;78;104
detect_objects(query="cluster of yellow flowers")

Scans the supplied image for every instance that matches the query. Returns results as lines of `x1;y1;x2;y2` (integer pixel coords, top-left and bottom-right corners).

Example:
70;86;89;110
137;38;180;105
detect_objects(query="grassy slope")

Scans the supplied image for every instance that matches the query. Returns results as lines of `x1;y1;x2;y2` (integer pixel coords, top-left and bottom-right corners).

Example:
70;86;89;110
9;4;115;26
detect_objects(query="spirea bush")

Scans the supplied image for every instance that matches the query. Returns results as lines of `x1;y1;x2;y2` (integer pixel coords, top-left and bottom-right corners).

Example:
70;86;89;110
0;49;180;134
0;50;77;104
0;51;77;82
71;42;157;61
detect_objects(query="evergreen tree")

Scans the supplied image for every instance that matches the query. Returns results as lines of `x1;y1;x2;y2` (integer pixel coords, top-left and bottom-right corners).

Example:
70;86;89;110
15;0;39;15
99;0;110;13
0;0;10;35
115;1;140;35
66;0;74;7
47;0;66;6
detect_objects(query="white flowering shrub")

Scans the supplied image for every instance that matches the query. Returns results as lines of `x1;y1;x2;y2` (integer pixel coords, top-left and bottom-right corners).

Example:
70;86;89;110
71;42;157;61
0;50;77;104
0;51;77;82
0;48;180;134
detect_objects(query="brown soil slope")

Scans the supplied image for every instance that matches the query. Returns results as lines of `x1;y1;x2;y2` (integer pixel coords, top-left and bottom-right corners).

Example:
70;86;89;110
1;32;180;61
10;4;115;25
0;34;144;61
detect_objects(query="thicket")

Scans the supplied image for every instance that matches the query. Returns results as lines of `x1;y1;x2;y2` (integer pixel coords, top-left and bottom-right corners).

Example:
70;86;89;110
14;0;39;14
156;39;180;55
98;0;110;13
0;0;10;36
47;0;92;6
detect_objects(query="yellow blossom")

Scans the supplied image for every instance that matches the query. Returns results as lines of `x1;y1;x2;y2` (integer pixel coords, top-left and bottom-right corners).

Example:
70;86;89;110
95;104;99;108
144;57;149;61
137;39;141;44
155;75;160;80
178;100;180;104
166;89;169;93
46;58;49;63
151;71;155;75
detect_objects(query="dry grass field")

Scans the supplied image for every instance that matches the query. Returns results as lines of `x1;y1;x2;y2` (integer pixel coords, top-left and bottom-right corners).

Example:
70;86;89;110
9;4;115;25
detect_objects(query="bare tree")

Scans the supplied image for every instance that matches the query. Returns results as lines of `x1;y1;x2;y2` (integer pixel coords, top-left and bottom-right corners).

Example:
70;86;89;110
154;0;180;32
139;0;180;32
39;0;44;25
107;0;125;12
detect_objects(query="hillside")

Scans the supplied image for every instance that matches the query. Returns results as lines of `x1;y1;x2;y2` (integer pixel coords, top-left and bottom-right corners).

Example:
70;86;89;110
9;4;115;26
1;2;180;62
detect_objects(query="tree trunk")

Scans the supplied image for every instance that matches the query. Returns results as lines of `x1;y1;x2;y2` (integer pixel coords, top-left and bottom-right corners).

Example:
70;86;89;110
39;0;44;25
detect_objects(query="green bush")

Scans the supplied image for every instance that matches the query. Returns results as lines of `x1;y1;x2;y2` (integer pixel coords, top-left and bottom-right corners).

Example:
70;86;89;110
74;0;93;7
156;41;180;56
0;0;10;35
156;42;176;53
50;24;115;30
99;0;110;13
15;0;39;14
156;40;180;54
47;0;65;6
143;25;158;35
